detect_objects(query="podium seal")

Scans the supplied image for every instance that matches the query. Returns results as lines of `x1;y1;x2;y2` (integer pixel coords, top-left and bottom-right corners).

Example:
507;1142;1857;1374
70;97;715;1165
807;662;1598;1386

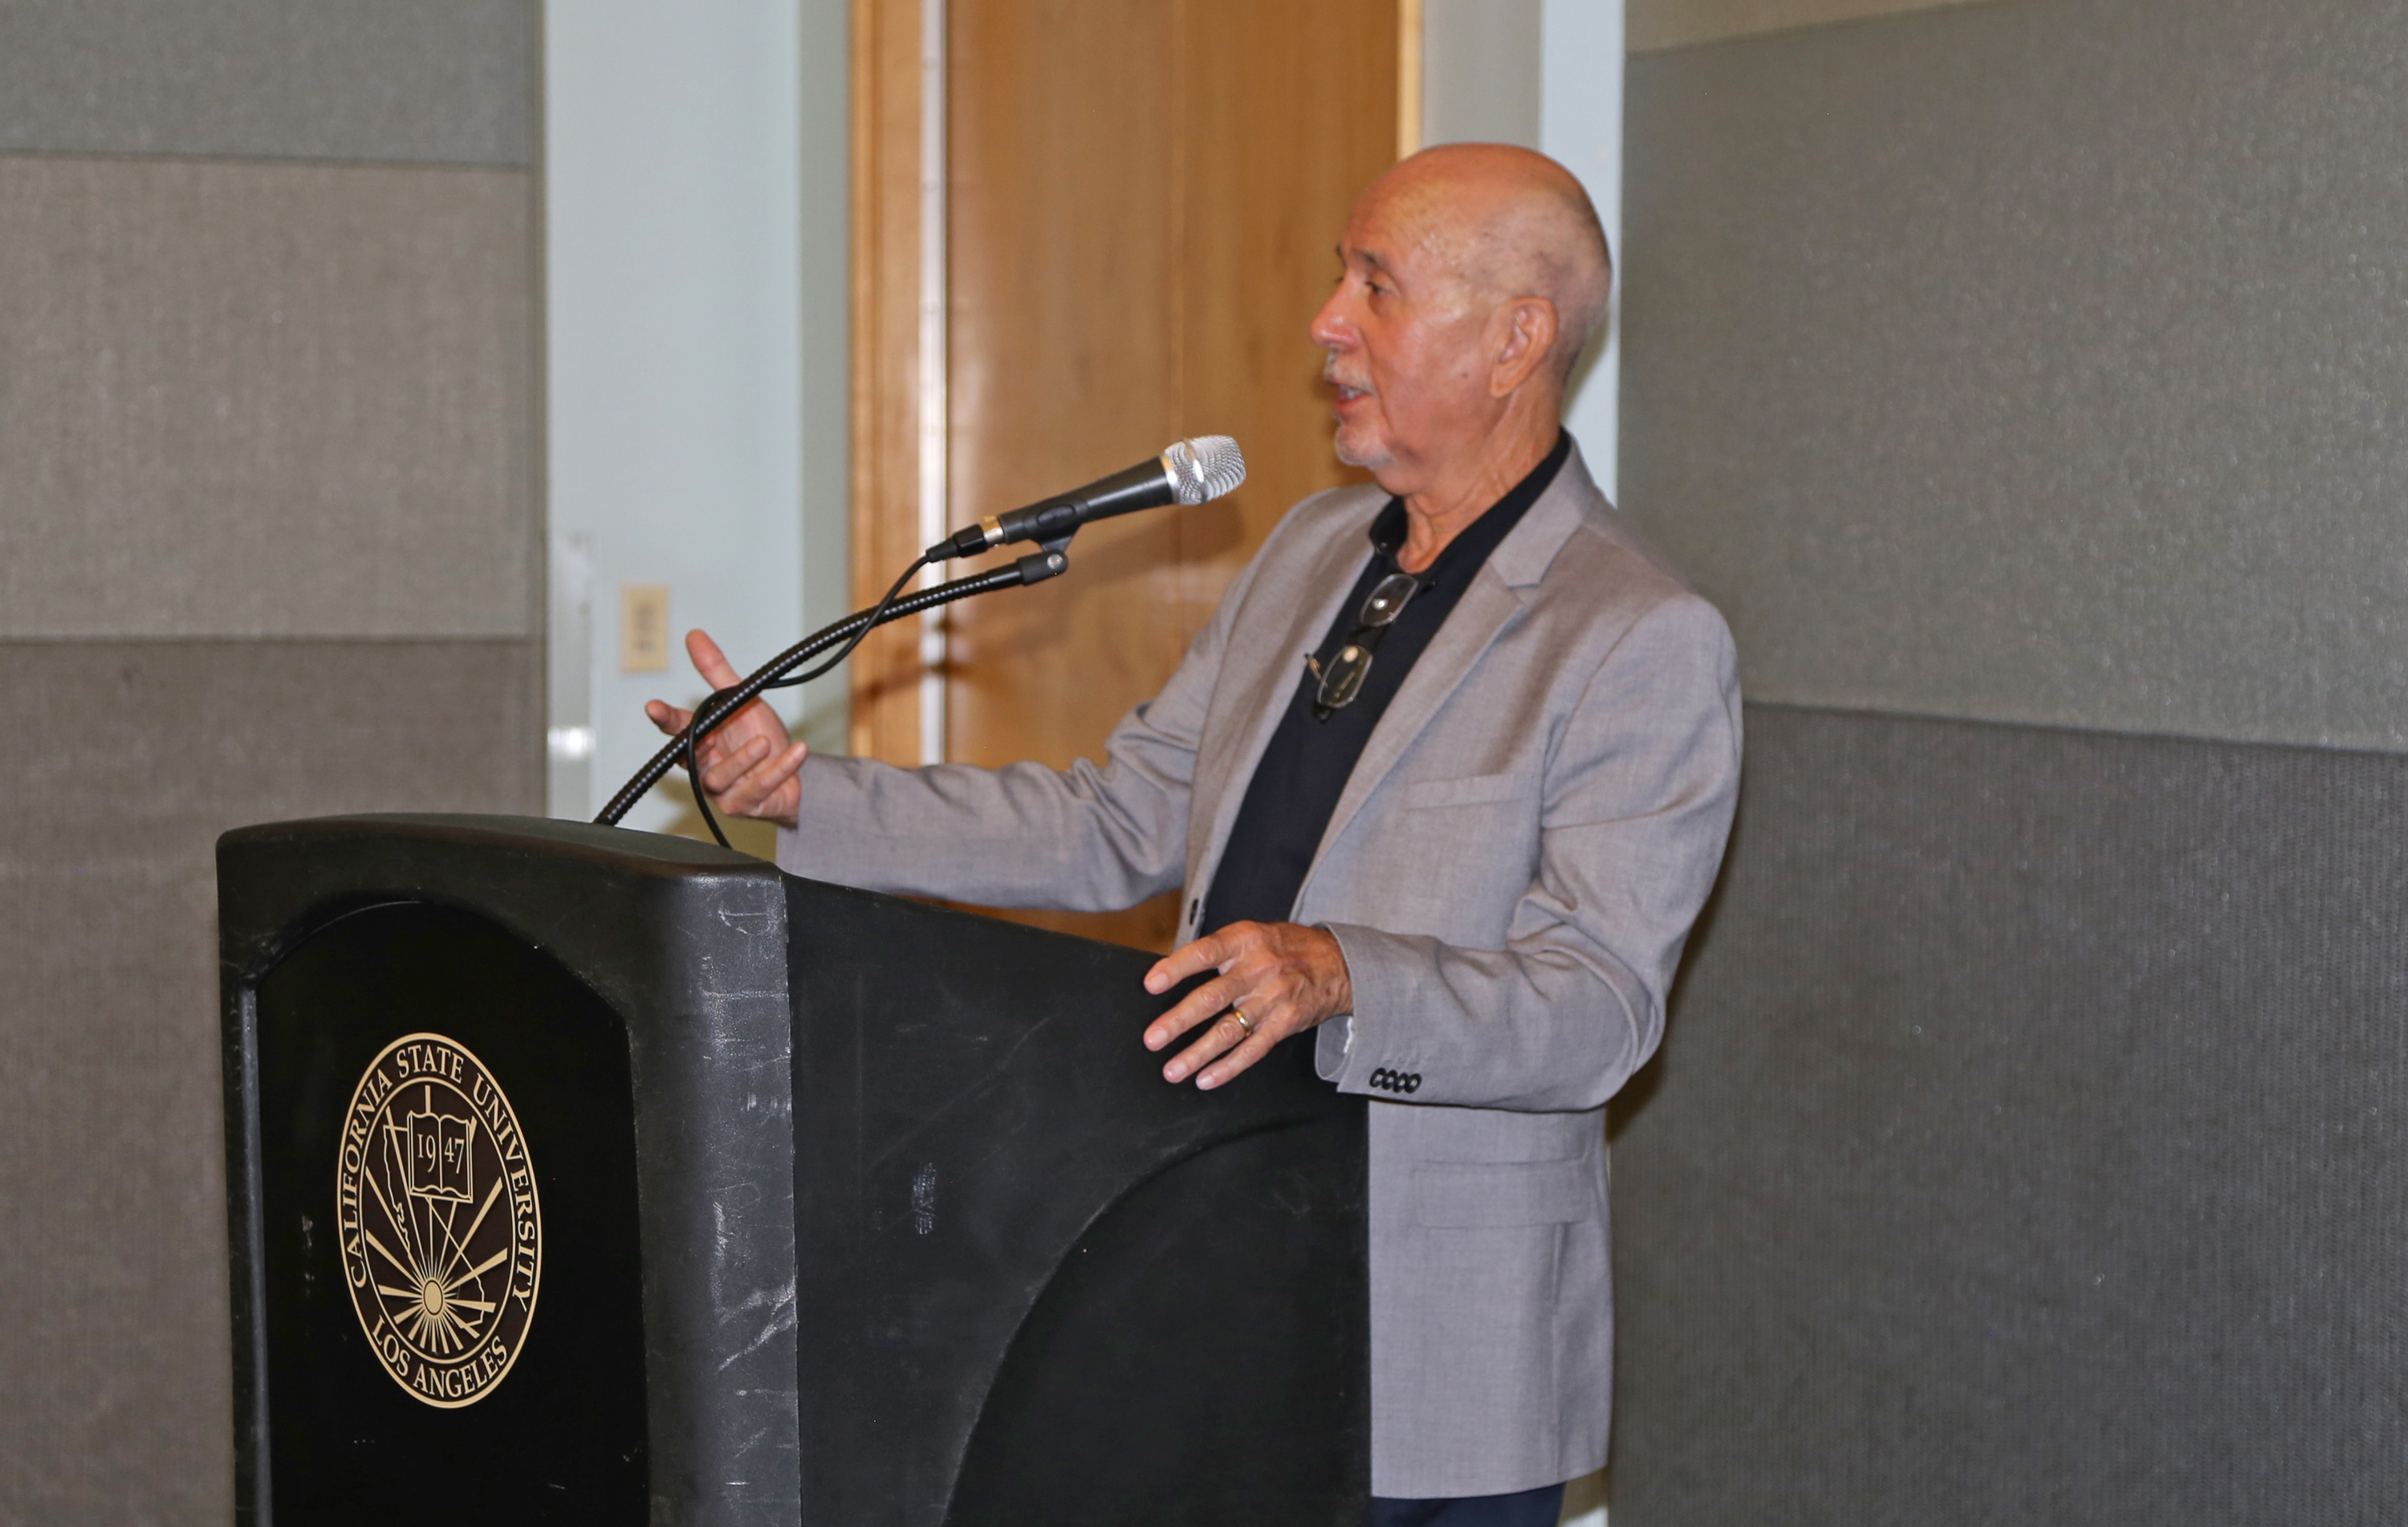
336;1032;543;1407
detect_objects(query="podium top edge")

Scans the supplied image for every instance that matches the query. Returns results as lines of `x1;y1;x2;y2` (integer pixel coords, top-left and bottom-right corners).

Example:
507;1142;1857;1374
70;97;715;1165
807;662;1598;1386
217;812;774;875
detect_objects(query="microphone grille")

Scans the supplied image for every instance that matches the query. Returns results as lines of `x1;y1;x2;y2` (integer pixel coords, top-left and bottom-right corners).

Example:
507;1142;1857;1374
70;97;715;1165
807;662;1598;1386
1164;435;1247;505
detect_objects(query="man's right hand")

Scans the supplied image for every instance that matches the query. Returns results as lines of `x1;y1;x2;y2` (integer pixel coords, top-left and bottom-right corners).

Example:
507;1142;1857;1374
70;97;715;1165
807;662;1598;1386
644;629;810;830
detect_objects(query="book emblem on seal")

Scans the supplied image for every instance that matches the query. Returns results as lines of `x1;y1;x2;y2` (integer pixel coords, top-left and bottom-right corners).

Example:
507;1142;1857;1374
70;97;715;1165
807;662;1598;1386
336;1032;542;1407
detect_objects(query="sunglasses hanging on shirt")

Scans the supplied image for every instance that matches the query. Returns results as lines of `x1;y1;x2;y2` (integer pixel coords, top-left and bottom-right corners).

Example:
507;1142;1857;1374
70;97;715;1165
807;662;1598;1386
1305;572;1419;720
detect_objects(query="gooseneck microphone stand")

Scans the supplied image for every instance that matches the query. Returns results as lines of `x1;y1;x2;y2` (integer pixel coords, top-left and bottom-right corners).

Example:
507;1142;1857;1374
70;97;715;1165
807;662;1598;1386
592;537;1077;847
594;434;1244;845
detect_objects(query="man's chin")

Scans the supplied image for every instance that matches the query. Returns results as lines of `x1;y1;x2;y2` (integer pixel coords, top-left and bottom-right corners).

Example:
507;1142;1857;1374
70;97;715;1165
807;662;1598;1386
1332;427;1392;471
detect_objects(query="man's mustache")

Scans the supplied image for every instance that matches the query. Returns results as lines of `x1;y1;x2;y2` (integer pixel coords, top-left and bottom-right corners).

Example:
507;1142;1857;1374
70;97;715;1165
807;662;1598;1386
1320;356;1372;394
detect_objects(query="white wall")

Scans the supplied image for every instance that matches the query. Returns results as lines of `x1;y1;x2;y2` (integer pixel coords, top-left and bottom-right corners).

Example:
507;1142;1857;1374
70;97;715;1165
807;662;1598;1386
545;0;850;833
1538;38;1623;1526
1423;0;1545;149
1421;0;1624;503
1542;0;1625;503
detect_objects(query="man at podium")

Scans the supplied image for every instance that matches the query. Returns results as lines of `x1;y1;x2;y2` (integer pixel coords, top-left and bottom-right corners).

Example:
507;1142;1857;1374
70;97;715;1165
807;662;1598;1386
648;145;1740;1527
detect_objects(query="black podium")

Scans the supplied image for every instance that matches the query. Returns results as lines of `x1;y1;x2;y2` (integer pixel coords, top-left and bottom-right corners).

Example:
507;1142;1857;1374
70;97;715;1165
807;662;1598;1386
217;815;1367;1525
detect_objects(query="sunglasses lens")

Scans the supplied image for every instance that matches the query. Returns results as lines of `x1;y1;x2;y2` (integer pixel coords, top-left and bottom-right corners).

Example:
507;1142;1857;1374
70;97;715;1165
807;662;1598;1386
1317;644;1370;710
1362;573;1418;626
1313;572;1416;716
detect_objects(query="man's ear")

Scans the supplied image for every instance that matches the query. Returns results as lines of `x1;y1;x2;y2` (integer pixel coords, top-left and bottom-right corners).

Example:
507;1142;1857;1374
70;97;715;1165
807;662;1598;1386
1489;296;1561;397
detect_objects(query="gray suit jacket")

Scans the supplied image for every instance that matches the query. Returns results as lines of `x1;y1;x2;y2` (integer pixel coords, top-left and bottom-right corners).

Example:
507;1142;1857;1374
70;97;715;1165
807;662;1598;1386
778;443;1741;1497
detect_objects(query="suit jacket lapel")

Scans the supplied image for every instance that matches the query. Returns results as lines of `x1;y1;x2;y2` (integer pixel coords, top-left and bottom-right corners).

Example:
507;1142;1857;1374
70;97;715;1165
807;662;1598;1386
1294;569;1522;898
1189;509;1376;895
1295;460;1597;902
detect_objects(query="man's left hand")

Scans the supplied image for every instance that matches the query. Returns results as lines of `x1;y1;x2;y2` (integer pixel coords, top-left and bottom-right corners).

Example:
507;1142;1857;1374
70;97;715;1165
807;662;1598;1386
1142;922;1353;1089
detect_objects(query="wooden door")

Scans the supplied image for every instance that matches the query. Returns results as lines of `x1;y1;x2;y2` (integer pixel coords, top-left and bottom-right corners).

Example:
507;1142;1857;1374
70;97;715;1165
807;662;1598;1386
853;0;1401;950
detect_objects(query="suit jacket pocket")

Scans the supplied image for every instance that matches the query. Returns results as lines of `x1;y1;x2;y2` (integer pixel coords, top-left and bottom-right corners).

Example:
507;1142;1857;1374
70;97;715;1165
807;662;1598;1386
1413;1158;1597;1228
1396;770;1537;810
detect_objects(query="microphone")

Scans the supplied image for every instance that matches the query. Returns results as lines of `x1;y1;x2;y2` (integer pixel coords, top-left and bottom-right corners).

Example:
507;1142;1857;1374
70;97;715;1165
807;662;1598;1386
927;435;1247;560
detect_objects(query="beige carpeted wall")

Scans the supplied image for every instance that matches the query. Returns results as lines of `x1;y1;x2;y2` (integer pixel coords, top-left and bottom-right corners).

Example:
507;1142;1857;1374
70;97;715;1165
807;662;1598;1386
0;4;543;1520
1612;0;2408;1520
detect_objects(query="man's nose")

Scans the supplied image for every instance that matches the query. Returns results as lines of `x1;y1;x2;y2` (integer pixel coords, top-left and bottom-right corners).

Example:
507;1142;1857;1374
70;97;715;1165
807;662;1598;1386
1308;293;1353;349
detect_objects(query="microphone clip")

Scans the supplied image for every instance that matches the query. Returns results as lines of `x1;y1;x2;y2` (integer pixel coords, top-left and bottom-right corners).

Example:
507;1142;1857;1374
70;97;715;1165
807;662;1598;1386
1014;534;1074;586
933;501;1081;563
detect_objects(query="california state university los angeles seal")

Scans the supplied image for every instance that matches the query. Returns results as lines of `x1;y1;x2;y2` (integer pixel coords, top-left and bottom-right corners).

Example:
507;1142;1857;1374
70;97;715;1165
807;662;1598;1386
336;1033;542;1407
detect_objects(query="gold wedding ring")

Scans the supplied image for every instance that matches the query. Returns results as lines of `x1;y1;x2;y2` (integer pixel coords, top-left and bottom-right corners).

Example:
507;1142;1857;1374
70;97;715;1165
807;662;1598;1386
1230;1008;1255;1036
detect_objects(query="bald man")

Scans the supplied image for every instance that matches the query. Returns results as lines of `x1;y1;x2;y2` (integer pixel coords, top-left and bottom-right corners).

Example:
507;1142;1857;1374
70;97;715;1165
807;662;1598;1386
651;145;1741;1525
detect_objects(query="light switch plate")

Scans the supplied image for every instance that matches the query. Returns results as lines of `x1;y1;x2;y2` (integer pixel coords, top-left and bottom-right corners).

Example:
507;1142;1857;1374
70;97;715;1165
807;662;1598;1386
620;584;671;673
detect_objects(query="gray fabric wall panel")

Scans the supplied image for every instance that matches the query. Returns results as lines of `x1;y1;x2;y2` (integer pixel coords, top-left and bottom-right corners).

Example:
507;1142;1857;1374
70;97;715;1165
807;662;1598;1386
1422;0;1544;150
1629;0;2003;53
1621;0;2408;752
0;0;533;165
0;154;536;639
0;637;538;1523
0;2;545;1513
1611;704;2408;1523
